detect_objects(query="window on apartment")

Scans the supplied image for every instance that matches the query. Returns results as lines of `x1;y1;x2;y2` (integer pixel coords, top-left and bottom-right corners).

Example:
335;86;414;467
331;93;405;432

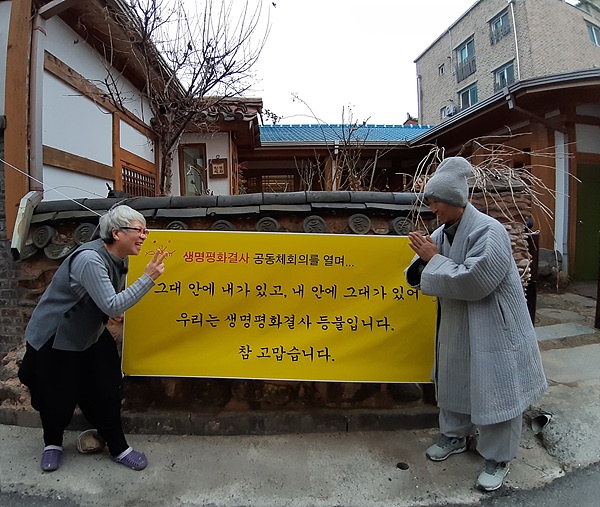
490;10;511;44
494;61;515;91
179;144;207;196
456;38;476;82
587;21;600;46
457;38;475;64
459;83;478;110
438;63;445;76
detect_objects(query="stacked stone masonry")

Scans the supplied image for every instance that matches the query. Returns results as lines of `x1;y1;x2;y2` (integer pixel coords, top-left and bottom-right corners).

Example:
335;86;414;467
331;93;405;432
0;190;536;422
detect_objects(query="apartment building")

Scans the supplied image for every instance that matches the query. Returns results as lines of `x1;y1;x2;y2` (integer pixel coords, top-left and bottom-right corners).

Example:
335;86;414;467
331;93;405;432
415;0;600;124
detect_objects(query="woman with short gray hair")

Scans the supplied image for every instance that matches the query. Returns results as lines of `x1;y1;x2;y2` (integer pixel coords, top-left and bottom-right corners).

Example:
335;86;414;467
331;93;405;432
98;205;147;243
19;205;167;473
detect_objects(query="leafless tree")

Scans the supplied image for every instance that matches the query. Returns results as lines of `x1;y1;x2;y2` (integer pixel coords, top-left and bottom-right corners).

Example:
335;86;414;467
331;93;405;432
295;153;324;191
90;0;269;194
290;95;397;191
406;138;571;287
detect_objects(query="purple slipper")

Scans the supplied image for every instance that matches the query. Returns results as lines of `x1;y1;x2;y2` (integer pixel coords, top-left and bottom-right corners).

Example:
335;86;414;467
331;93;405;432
111;449;148;471
41;448;63;472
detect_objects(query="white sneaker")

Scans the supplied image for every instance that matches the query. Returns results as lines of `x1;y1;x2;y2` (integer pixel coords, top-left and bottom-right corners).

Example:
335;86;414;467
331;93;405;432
476;460;509;491
425;434;468;461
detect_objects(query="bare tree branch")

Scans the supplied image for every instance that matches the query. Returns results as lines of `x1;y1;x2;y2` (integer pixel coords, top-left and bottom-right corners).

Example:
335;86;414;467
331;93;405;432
86;0;269;194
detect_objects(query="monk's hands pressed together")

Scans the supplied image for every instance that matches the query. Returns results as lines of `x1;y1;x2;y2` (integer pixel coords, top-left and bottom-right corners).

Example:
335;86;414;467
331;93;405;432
144;249;168;281
407;232;439;263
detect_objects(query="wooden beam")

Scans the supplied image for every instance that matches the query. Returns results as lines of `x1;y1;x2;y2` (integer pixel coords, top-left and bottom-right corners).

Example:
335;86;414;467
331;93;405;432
44;51;155;139
511;105;568;134
43;145;114;180
503;88;567;133
38;0;80;20
577;152;600;165
120;148;157;175
4;0;33;238
574;114;600;127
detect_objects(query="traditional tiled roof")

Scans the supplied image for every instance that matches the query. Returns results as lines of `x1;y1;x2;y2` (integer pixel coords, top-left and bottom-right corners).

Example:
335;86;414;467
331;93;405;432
259;124;434;144
17;192;427;261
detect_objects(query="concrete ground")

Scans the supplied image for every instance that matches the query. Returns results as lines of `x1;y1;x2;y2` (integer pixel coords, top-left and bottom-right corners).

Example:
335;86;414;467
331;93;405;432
0;284;598;507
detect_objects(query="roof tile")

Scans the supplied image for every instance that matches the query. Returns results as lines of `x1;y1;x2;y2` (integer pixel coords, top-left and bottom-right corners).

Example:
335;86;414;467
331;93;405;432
259;124;433;143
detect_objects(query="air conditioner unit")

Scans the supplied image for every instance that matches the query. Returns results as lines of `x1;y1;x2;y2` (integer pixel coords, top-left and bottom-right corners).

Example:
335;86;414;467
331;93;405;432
445;104;458;117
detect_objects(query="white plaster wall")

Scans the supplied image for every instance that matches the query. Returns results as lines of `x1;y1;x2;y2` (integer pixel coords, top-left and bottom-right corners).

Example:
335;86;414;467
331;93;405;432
120;120;155;162
43;73;113;165
576;124;600;154
38;15;158;201
576;104;600;118
42;165;113;201
206;133;230;195
0;1;11;117
42;16;153;123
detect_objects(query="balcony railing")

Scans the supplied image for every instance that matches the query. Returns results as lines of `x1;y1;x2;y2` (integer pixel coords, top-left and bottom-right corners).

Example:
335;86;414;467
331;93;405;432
494;75;515;93
123;167;156;197
456;55;477;83
490;23;511;45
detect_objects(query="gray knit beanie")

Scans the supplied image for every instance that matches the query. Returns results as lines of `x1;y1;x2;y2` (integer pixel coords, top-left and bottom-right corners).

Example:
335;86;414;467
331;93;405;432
423;156;472;207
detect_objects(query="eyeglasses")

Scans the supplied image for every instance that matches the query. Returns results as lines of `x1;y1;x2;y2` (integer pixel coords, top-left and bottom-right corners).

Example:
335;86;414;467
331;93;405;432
120;227;150;236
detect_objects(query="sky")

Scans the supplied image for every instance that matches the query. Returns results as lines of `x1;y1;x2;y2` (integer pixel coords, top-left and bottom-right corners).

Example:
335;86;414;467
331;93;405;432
249;0;478;125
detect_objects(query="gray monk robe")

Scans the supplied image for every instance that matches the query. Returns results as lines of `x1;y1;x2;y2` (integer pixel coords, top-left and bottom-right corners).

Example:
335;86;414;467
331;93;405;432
405;203;547;426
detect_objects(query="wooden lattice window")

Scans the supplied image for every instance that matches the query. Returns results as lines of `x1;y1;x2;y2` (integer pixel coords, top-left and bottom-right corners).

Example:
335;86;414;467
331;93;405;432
122;166;156;197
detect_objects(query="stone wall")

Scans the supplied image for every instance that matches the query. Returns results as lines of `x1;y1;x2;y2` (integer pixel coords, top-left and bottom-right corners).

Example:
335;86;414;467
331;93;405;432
0;190;537;424
471;190;534;285
0;134;30;359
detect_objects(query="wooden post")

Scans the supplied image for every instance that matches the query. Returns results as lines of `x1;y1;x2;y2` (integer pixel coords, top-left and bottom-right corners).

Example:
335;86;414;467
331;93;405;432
4;0;33;238
529;122;554;250
324;156;333;191
596;232;600;329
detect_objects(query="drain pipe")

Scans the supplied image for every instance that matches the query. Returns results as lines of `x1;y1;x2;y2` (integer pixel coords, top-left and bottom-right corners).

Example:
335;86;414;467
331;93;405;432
509;0;521;80
416;74;422;122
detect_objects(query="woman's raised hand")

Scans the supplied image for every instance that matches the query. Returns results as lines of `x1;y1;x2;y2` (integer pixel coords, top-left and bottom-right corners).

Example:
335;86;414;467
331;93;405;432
144;249;168;280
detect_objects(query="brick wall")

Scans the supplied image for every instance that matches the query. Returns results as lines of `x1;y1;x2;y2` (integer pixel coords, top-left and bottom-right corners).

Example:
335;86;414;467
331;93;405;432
416;0;512;124
524;0;600;79
0;133;28;358
416;0;600;124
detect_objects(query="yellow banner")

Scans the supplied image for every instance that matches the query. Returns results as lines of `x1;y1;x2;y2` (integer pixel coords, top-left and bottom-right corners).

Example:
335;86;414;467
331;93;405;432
123;230;436;382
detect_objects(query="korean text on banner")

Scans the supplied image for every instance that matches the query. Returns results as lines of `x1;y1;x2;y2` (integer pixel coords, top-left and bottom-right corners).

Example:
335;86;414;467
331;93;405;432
122;230;437;382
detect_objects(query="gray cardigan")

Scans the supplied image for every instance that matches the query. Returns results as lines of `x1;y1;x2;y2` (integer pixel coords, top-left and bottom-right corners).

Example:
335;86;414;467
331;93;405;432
25;239;153;352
